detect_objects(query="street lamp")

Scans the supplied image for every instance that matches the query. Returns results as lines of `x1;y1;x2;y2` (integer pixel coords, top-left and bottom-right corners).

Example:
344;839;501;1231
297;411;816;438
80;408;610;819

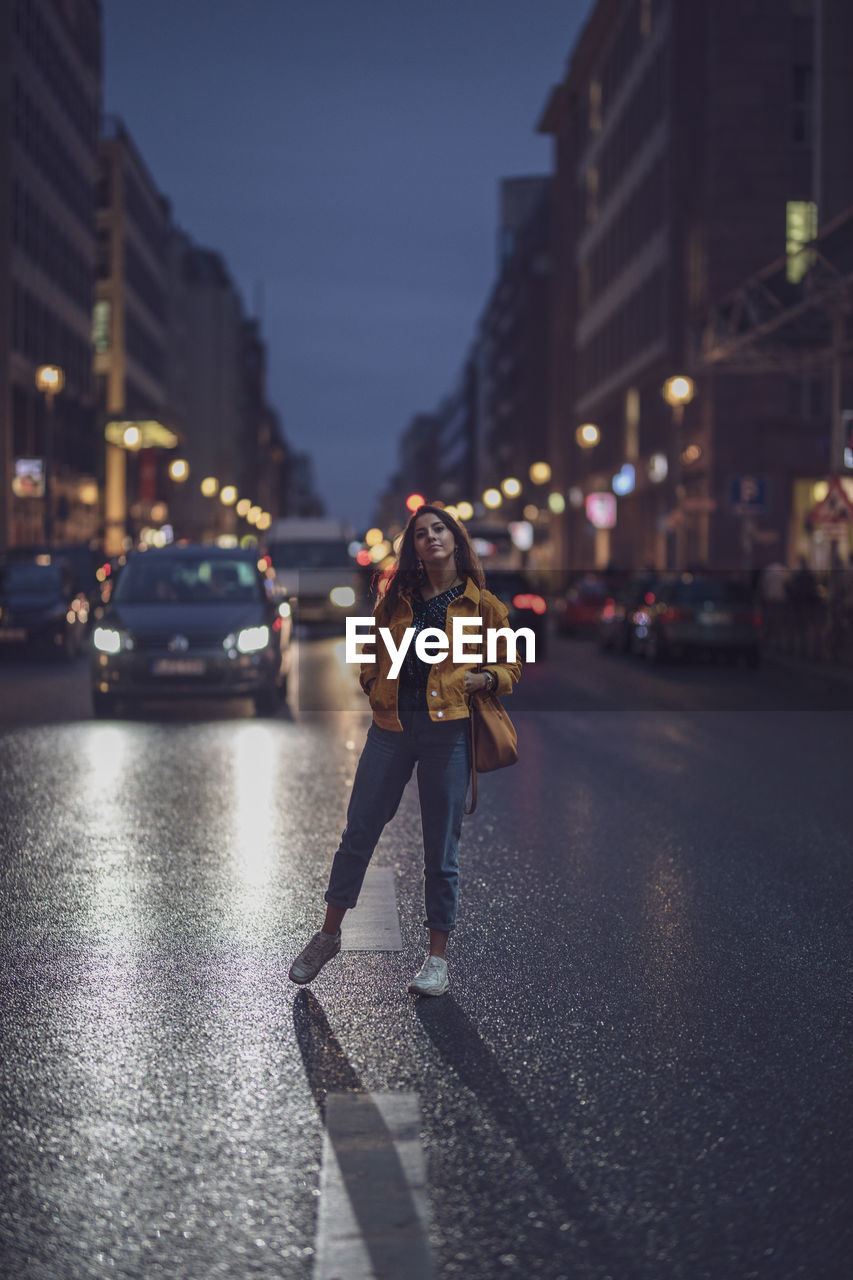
576;423;600;449
662;375;694;424
34;364;64;545
662;375;695;568
168;458;189;483
529;461;552;485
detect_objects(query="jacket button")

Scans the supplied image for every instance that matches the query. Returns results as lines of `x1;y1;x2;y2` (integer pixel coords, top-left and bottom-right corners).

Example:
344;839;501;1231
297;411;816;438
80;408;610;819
436;710;444;718
430;689;438;696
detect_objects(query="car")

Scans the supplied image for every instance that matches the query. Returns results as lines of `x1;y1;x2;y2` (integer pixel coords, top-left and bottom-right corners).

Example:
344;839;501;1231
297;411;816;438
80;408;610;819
483;569;548;661
5;542;106;625
0;558;89;659
90;545;293;717
556;574;610;634
629;573;762;666
598;573;659;653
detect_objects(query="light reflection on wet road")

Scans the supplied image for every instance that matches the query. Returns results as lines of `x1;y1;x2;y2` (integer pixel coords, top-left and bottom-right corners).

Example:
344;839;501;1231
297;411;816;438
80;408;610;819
0;636;850;1278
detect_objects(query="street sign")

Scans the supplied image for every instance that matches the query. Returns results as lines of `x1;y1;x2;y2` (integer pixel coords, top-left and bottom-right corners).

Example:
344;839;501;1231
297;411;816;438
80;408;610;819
729;474;767;515
806;476;853;527
11;457;45;498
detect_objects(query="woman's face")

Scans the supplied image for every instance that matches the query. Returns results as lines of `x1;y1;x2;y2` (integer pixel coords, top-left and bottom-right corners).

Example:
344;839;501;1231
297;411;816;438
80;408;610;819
413;512;456;567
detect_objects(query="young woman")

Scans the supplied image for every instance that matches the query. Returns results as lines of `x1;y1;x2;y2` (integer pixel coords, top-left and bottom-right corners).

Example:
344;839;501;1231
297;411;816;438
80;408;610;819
288;504;522;996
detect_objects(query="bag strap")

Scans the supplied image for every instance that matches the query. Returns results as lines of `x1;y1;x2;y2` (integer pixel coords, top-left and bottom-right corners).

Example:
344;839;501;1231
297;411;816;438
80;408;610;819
465;704;478;815
464;657;482;815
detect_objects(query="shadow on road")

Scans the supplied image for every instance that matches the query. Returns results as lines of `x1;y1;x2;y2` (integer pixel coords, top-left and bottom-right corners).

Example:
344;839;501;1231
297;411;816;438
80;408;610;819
293;989;434;1278
414;994;626;1269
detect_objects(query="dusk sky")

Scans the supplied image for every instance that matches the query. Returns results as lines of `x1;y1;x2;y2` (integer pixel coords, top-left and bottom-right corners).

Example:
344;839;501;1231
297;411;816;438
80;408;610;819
103;0;593;530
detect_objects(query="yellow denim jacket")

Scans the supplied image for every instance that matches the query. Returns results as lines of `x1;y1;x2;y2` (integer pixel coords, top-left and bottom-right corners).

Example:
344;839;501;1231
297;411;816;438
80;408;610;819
359;577;522;730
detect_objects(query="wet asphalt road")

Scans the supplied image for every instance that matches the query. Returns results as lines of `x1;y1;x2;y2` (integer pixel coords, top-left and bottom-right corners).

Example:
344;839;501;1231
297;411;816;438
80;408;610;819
0;634;850;1279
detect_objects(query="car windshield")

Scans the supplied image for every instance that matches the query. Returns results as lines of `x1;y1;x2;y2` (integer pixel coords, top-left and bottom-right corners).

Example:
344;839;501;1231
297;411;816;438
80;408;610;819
1;563;62;594
268;540;351;569
114;557;262;605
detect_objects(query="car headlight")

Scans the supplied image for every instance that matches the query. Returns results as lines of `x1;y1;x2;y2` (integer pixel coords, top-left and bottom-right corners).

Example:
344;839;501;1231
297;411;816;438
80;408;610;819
93;626;132;654
224;625;270;654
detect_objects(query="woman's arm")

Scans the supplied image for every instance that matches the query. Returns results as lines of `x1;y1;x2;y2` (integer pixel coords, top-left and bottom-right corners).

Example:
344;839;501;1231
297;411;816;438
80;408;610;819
467;592;523;696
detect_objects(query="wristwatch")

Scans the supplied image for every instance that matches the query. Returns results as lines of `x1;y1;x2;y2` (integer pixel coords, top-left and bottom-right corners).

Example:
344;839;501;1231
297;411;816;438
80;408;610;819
484;669;497;693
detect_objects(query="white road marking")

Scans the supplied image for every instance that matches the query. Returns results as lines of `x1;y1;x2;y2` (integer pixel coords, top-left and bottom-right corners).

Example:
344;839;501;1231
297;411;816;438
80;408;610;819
313;1091;435;1280
341;865;403;951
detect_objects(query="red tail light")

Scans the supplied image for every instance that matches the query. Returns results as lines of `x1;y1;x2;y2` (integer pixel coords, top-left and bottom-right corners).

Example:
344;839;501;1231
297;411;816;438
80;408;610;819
601;598;616;620
512;593;547;616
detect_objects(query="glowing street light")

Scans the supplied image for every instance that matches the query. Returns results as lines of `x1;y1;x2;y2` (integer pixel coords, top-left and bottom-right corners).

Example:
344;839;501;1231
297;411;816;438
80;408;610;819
220;485;238;506
169;458;189;483
201;476;219;498
529;461;552;485
456;501;474;521
662;375;695;410
501;477;522;498
482;488;502;509
35;364;65;398
576;423;600;449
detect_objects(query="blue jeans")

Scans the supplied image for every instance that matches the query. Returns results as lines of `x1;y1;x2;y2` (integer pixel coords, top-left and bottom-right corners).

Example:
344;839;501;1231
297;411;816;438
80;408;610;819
325;686;471;931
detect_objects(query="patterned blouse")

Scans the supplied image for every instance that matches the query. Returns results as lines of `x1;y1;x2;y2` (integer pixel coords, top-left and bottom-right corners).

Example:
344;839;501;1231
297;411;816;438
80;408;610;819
400;581;467;692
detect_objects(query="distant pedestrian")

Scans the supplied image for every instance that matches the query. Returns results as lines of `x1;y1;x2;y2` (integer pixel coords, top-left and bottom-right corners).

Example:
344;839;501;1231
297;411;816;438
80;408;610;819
759;560;790;645
288;504;522;996
787;556;822;657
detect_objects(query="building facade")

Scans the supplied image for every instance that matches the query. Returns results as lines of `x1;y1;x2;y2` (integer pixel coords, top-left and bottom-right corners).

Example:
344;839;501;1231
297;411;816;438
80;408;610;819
540;0;853;573
0;0;102;551
96;116;175;553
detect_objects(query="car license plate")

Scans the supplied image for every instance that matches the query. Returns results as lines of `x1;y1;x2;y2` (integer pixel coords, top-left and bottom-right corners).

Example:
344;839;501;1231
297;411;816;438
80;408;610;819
0;628;27;642
699;611;732;626
152;658;206;676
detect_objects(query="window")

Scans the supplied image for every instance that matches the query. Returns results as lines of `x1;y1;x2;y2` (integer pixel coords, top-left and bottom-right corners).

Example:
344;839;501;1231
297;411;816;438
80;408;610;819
92;300;111;353
786;200;817;282
791;65;814;146
589;80;602;133
586;167;599;224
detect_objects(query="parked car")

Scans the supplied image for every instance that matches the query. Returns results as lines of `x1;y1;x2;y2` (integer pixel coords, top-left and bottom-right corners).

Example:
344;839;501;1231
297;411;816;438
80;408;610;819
629;574;762;666
598;573;659;653
0;559;89;659
483;569;548;661
556;575;609;634
90;545;293;717
5;543;106;624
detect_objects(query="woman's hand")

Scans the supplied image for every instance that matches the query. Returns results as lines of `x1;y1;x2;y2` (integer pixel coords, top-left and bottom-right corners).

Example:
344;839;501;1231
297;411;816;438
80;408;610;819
464;670;492;694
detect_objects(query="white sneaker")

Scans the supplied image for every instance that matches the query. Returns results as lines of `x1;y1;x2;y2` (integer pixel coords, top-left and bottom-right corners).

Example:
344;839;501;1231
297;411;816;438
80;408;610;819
288;930;341;984
408;955;449;996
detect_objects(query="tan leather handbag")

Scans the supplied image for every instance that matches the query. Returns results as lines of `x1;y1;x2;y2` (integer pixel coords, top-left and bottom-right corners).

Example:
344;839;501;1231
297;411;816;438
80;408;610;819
465;688;518;814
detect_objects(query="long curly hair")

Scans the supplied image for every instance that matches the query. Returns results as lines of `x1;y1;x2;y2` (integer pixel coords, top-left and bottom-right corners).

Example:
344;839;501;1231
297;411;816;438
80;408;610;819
376;503;485;620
